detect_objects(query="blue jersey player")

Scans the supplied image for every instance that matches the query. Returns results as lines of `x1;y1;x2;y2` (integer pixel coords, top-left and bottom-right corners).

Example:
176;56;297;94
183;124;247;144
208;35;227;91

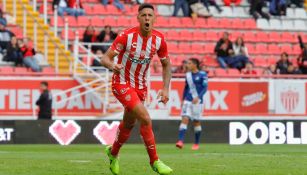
176;58;208;150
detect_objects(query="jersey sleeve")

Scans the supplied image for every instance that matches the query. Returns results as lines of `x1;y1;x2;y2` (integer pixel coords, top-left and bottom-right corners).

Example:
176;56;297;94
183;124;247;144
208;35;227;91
110;32;127;54
157;37;169;60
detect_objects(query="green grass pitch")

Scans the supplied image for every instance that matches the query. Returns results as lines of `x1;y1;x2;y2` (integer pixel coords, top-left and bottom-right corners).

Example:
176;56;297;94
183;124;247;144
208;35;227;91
0;144;307;175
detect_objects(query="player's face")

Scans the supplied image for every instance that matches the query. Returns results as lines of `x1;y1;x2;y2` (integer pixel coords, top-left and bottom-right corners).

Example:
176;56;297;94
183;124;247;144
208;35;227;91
138;8;155;33
187;60;196;71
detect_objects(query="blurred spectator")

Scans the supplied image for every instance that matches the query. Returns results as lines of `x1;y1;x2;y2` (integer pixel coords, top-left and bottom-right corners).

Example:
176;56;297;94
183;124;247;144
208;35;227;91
297;35;307;74
276;52;292;74
0;20;14;56
175;60;188;73
53;0;84;16
188;0;212;17
202;0;223;13
82;25;98;51
269;0;287;16
20;38;41;72
263;64;277;75
214;32;233;69
173;0;190;17
242;62;257;75
228;36;250;70
249;0;270;20
102;0;125;12
151;60;162;74
3;36;23;66
287;65;301;74
36;81;52;120
97;25;117;52
224;0;242;6
0;9;7;27
92;49;103;68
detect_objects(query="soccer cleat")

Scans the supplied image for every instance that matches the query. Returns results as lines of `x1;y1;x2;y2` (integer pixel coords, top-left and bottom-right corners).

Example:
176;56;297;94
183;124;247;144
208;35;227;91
105;145;119;175
191;144;199;150
175;140;184;149
152;160;173;175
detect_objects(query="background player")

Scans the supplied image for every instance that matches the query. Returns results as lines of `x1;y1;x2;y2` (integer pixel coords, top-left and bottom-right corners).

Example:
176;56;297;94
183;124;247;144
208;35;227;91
100;3;173;175
175;58;208;150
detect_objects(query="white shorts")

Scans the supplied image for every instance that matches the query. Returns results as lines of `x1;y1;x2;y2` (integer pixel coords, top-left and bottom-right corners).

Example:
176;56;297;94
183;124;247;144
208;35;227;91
181;100;203;121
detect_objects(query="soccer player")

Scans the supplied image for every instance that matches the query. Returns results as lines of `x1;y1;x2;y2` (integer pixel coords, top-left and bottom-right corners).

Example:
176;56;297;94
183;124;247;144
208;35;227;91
175;58;208;150
100;3;173;175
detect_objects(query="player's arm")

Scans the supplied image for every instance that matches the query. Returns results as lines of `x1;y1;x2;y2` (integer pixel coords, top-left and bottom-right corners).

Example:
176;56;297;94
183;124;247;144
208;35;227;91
100;32;126;72
157;38;172;104
100;49;122;73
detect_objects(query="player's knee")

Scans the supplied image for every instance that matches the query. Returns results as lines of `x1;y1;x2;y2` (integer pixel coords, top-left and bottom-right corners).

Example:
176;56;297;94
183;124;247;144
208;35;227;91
124;121;136;129
139;115;151;126
194;125;202;132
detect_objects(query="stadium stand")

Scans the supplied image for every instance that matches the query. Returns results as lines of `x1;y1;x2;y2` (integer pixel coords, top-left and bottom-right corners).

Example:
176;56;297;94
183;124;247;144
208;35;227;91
2;0;306;77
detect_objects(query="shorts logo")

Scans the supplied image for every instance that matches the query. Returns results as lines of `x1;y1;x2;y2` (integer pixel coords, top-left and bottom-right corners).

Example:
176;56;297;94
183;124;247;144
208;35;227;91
116;43;124;51
125;94;131;101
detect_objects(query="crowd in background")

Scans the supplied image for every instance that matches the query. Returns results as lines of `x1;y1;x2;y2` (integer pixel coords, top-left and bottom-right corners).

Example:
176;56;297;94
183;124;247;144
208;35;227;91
0;8;42;72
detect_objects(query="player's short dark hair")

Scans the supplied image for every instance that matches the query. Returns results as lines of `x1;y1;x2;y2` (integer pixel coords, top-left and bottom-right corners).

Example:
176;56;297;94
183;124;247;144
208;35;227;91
41;81;48;87
138;3;154;12
189;58;200;70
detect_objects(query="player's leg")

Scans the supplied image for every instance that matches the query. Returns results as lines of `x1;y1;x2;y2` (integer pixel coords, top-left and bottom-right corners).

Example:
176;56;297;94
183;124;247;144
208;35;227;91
111;109;137;156
130;103;173;174
191;103;203;150
192;120;202;150
176;116;189;149
105;110;136;175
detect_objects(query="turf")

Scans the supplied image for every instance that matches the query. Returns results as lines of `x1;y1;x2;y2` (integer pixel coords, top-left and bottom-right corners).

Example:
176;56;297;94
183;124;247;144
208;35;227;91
0;144;307;175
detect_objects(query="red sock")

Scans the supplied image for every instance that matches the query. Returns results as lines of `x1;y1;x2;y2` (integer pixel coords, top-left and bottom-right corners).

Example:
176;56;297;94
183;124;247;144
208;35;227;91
140;124;159;165
111;122;132;156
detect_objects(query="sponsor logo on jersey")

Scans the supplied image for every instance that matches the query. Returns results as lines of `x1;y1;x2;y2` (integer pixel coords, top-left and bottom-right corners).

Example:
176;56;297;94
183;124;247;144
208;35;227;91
129;57;151;64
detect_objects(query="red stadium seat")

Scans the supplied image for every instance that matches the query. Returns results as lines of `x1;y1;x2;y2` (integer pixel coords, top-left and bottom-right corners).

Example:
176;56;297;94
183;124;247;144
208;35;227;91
207;18;220;28
103;17;118;26
179;30;193;41
267;44;281;54
117;16;130;27
0;67;14;73
77;16;90;27
181;17;195;28
105;5;122;15
253;57;268;67
155;17;169;27
14;67;28;73
194;18;206;28
82;5;92;14
256;32;269;42
166;31;180;41
215;68;228;76
243;19;257;29
66;16;78;27
231;19;244;29
191;44;205;54
267;57;278;65
92;5;107;15
281;32;295;43
292;45;302;55
245;43;256;54
218;18;232;29
61;29;75;40
205;31;219;41
280;45;294;54
178;43;191;54
168;43;178;53
228;69;240;75
204;44;215;54
244;32;256;42
269;32;281;42
192;31;205;41
90;16;103;27
50;17;64;27
230;31;242;40
169;17;182;28
255;44;268;54
42;67;55;73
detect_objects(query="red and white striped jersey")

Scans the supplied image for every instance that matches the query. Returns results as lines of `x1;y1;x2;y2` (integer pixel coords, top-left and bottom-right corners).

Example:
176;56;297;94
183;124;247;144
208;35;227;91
110;26;168;90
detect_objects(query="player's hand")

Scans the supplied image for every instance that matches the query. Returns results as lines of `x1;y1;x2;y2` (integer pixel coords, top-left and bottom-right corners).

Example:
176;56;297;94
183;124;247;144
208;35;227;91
192;97;199;104
157;88;169;104
112;64;123;73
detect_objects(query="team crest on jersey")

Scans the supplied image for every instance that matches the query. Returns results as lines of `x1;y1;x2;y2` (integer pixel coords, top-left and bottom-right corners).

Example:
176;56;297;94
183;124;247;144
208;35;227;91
120;88;128;94
140;50;146;57
116;43;124;51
